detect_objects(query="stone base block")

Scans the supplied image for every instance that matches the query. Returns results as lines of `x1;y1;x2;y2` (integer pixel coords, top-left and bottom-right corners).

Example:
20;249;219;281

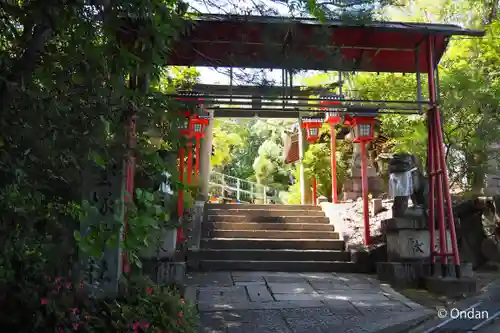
377;261;475;289
377;261;426;288
351;167;378;178
350;245;388;273
343;191;361;201
424;276;478;297
143;260;186;285
343;177;384;192
427;262;474;278
351;250;372;273
187;250;201;270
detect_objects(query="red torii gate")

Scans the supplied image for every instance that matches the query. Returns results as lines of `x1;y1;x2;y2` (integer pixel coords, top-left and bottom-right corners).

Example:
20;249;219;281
126;14;484;278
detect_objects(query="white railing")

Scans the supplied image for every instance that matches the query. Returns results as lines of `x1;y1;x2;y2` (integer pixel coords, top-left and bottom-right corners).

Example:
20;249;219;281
208;172;283;204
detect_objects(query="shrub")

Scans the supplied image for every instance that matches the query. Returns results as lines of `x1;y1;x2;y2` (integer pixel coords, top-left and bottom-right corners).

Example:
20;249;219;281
98;276;199;333
0;271;198;333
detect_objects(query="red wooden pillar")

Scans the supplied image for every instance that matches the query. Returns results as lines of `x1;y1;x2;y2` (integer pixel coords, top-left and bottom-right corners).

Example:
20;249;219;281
426;35;461;277
428;105;436;273
349;115;376;246
195;137;201;182
177;147;185;243
360;140;370;245
330;124;338;203
187;141;193;184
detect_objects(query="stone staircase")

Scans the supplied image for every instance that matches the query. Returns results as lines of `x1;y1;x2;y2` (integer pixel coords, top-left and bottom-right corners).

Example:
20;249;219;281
190;203;358;272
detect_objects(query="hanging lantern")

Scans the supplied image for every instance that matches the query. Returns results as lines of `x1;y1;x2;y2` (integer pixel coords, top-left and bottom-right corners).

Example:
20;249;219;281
350;111;377;143
301;117;323;142
189;114;210;139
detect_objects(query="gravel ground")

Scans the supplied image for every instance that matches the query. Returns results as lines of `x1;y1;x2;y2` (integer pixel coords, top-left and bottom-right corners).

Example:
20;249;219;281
339;198;394;249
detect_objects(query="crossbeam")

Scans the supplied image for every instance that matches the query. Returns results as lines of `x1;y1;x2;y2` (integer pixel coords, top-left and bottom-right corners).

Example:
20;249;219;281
172;91;429;117
193;84;339;97
210;107;420;118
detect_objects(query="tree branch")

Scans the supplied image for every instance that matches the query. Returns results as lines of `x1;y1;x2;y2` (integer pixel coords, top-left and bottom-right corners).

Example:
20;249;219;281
1;19;53;112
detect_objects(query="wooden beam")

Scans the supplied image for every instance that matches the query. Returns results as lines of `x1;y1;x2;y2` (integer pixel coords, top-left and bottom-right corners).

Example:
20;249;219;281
192;84;339;97
214;110;301;118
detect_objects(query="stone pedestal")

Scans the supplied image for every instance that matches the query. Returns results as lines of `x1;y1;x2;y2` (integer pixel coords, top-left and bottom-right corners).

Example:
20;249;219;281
377;213;475;288
377;261;428;288
350;244;387;273
378;213;435;287
425;275;478;297
383;215;452;261
377;261;474;288
143;260;186;285
187;200;205;251
343;177;384;200
342;143;384;200
140;228;177;259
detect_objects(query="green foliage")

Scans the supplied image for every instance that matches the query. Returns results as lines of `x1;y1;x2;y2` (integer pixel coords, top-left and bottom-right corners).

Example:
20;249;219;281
351;73;429;164
0;0;199;331
212;119;294;191
99;277;198;333
211;119;246;169
0;271;197;333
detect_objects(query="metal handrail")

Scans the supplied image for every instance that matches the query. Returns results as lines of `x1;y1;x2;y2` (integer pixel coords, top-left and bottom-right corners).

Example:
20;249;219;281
208;172;283;204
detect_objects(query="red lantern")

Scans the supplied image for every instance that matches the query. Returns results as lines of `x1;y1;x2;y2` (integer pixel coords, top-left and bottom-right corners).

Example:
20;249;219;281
324;110;341;125
320;96;342;125
350;115;376;143
301;118;323;142
189;114;210;139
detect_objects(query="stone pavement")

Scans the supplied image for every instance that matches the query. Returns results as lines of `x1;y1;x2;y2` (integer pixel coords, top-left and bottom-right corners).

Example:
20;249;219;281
185;272;433;333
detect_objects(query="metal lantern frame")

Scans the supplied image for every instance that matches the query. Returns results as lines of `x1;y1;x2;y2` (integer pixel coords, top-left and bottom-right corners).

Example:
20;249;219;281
321;99;342;125
324;110;342;125
189;114;210;139
350;115;376;143
301;118;323;142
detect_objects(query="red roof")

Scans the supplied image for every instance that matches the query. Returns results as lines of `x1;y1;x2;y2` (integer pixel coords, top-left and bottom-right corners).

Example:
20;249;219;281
168;14;484;73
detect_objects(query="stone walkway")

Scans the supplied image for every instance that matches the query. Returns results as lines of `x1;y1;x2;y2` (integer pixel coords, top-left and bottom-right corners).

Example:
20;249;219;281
185;272;433;333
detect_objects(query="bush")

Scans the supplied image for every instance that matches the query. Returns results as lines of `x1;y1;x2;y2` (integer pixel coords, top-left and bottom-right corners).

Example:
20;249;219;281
0;266;198;333
100;276;199;333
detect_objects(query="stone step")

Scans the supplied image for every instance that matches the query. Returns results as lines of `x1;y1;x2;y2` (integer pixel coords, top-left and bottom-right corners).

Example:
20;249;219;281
203;222;335;232
206;204;322;211
194;249;351;262
207;209;325;217
200;238;345;250
197;260;358;272
206;215;330;224
204;229;339;239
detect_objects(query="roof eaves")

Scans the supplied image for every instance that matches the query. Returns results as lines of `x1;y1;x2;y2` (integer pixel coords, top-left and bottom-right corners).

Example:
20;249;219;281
191;14;485;37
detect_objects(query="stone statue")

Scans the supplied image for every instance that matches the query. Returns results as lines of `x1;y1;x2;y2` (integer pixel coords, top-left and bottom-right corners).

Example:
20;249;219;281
382;153;428;217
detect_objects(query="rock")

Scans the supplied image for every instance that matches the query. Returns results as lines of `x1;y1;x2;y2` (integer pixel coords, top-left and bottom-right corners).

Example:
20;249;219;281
481;237;500;262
